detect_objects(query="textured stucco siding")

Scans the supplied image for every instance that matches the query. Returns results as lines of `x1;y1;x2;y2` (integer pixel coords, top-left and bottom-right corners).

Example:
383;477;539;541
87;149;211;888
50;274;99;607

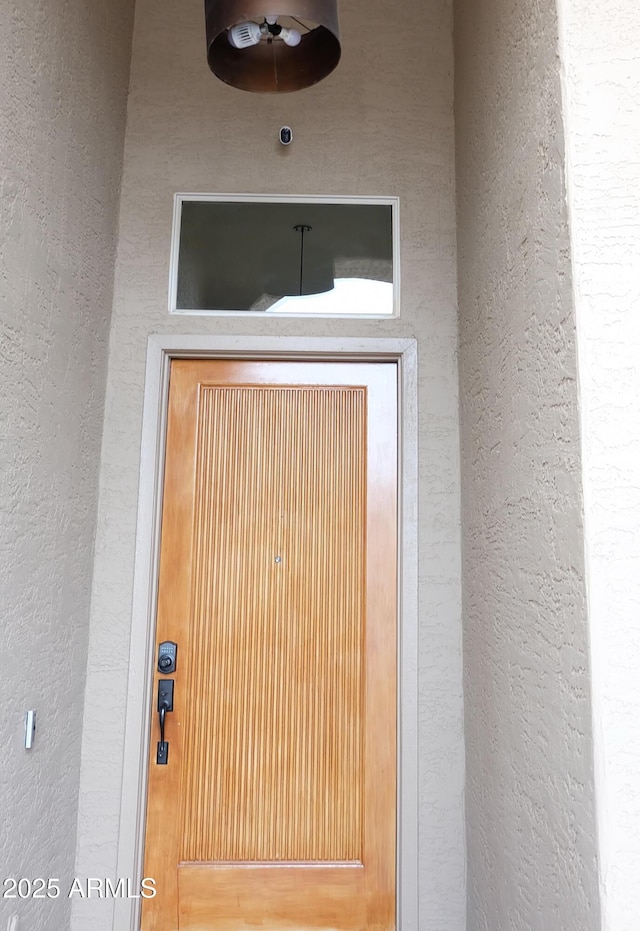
0;1;134;928
558;2;640;928
72;0;465;929
455;0;601;928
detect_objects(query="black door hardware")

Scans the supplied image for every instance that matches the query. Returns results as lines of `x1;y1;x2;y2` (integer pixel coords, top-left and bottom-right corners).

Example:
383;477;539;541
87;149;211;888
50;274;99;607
158;640;178;674
156;679;174;765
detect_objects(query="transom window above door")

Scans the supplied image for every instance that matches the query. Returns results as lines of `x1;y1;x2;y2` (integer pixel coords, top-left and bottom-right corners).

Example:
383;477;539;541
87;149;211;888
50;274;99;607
169;195;399;317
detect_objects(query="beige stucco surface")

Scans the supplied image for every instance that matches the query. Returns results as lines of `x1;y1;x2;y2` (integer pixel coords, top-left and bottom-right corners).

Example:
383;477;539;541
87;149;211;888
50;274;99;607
0;0;135;929
558;1;640;928
73;1;465;929
455;0;600;927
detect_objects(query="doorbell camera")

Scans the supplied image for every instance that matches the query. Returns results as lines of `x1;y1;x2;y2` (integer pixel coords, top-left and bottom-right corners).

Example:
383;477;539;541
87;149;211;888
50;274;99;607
279;126;293;146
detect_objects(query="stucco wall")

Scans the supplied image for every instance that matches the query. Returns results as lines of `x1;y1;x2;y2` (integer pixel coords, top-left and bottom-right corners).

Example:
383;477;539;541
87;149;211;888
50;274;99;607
558;2;640;928
455;0;601;928
72;1;464;929
0;1;134;930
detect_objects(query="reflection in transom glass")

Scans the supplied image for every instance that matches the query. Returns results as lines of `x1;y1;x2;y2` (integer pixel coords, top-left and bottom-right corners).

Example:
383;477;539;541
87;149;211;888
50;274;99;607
173;199;395;316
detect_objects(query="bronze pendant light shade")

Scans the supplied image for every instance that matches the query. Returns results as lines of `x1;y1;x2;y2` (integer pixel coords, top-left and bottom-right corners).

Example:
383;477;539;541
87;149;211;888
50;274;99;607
205;0;341;93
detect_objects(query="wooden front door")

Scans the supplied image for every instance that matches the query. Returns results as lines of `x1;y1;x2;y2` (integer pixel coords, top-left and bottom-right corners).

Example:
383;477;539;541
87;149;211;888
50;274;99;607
142;360;397;931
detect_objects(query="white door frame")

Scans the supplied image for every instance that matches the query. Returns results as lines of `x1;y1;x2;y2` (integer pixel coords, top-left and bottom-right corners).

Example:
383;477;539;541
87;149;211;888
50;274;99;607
113;335;419;931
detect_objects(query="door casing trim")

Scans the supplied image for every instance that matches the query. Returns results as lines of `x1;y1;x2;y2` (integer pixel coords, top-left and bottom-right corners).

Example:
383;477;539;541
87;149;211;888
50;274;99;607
113;335;419;931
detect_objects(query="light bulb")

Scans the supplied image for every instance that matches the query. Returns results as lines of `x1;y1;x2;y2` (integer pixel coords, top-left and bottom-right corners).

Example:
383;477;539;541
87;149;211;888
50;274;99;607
281;27;302;47
228;21;261;48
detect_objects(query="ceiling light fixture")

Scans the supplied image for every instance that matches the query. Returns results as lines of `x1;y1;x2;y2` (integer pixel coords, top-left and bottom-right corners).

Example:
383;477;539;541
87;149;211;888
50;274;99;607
228;19;302;49
205;1;341;93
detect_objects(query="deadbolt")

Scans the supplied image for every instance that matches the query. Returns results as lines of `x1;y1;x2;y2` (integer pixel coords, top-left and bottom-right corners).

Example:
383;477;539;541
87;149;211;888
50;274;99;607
158;640;178;674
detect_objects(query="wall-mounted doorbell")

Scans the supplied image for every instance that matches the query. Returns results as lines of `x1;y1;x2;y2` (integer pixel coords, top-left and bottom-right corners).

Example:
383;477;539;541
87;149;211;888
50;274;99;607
24;710;36;750
279;126;293;146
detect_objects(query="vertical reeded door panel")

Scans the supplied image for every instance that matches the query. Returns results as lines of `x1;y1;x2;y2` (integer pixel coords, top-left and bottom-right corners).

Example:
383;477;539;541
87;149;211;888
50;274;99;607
142;360;397;931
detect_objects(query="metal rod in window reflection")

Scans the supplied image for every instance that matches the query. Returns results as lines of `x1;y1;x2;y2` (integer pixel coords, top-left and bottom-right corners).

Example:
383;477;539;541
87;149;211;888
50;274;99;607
294;224;312;296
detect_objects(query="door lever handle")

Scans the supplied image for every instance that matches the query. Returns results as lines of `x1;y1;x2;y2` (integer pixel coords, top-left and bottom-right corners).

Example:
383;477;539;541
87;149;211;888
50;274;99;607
156;679;174;766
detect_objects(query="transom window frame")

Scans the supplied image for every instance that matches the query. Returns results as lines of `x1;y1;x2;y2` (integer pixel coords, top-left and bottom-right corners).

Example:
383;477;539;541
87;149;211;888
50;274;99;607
168;193;401;319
